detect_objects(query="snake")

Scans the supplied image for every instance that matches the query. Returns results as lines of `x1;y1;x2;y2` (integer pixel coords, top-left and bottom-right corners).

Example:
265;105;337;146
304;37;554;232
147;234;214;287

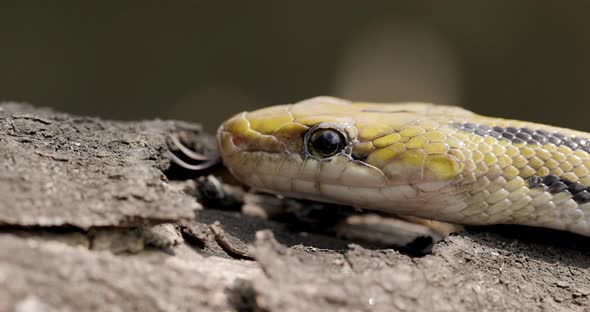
215;96;590;236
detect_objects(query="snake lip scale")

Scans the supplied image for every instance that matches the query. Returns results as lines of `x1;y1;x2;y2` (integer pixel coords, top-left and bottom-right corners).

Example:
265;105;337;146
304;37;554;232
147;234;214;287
216;96;590;236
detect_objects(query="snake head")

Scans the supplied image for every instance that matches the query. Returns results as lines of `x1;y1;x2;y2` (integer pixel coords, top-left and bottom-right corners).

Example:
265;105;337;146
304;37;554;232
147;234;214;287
217;97;590;236
217;96;473;212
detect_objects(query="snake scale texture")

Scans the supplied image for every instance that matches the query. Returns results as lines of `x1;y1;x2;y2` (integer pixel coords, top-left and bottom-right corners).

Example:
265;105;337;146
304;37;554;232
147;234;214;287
217;97;590;236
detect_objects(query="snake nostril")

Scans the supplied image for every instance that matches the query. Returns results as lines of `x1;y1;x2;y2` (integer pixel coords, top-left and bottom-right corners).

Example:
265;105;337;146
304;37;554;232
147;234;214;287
232;135;246;146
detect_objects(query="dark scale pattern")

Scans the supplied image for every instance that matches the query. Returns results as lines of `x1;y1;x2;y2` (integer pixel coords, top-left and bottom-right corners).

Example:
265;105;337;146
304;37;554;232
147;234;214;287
572;191;590;203
527;174;590;204
548;181;568;193
453;123;590;153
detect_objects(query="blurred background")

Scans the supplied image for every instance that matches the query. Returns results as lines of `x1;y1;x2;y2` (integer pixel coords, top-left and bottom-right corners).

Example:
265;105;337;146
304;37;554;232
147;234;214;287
1;2;589;132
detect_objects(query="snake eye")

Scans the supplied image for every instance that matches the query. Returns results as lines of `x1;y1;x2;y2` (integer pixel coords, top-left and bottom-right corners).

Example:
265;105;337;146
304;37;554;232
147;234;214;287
306;128;346;158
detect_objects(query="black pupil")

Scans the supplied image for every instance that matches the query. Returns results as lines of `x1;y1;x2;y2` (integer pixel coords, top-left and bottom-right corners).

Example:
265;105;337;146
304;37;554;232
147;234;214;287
310;130;343;157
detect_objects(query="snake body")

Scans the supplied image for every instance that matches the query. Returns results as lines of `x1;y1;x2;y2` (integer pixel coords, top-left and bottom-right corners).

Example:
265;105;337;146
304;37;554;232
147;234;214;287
217;97;590;236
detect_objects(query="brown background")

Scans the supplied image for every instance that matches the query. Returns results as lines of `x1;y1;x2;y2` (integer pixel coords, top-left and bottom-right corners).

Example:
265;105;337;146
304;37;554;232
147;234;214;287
1;2;589;132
